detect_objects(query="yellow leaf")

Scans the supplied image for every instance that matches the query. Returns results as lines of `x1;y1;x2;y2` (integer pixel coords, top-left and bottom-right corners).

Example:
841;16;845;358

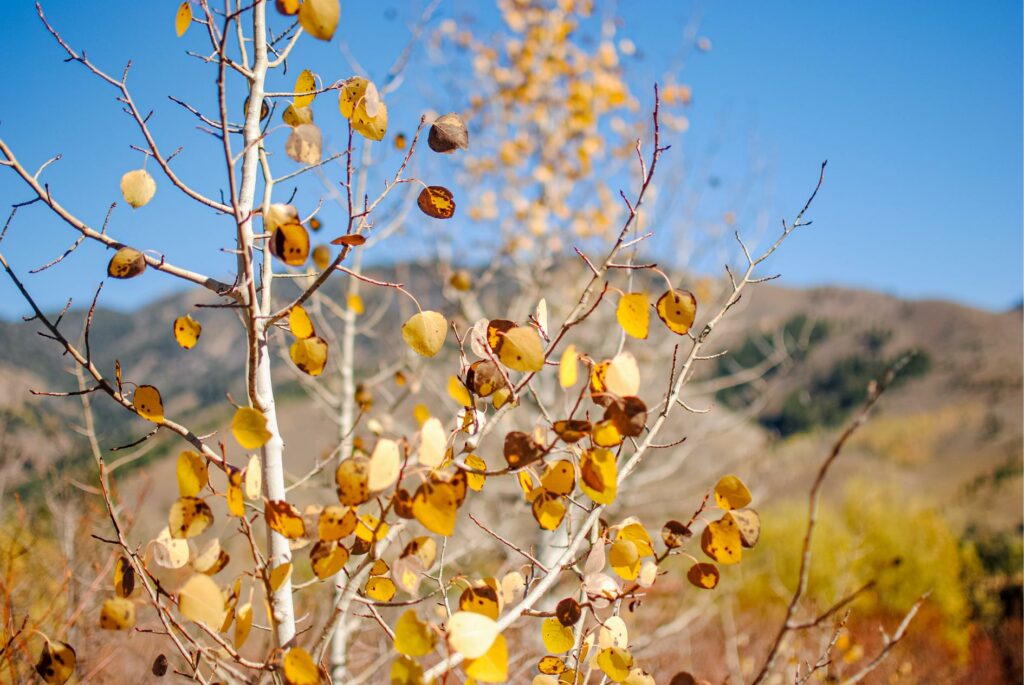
412;482;458;537
294;69;317;108
656;289;697;335
226;467;245;517
559;344;578;387
401;310;448;357
193;538;229;575
173;315;202;349
290;336;329;376
34;637;76;684
726;508;761;548
234;602;253;649
270;221;311;265
365;576;397;601
99;597;135;630
121;168;156;208
298;0;339;41
244;453;262;499
368;438;401;492
133;385;164;423
700;515;742;565
448;611;499;659
113;556;135;598
107;246;147;279
597;647;633;682
289;305;315;339
169;497;213;539
532;490;567;530
542;617;574;653
265;500;306;539
174;1;192;37
580;448;617;505
615;518;654;557
282;646;321;685
178;574;227;627
604;352;640;398
714;474;752;510
355;514;389;542
609;540;640;580
269;562;293;591
413;403;431;426
283;103;314;128
459;584;501;620
448;375;473;408
176;450;208;498
592;419;623;447
312;244;331;270
465;633;508;682
394;610;436;657
318;505;357;540
495;325;544;372
335;456;370;506
310;540;349;579
347;293;364;314
232;407;272;449
616;293;650;339
465;454;487;491
338;77;388;140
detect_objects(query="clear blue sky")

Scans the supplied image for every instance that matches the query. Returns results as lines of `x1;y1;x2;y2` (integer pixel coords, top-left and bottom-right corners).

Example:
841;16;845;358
0;1;1020;318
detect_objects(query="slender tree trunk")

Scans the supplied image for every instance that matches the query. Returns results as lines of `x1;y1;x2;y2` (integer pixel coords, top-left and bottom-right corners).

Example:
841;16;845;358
237;1;296;647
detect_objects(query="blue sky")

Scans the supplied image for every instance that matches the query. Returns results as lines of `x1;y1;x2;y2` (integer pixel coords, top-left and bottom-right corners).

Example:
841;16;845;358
0;0;1020;318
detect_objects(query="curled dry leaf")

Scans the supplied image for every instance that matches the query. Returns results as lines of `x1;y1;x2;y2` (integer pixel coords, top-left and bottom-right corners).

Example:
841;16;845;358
285;123;322;165
428;113;469;153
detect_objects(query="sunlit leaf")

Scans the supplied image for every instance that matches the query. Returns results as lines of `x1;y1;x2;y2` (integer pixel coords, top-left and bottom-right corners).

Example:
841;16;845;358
269;562;293;591
580;448;617;505
412;482;457;536
604;352;640;397
700;515;742;565
401;310;448;357
365;576;397;601
169;497;213;539
289;305;315;339
310;540;349;579
193;538;229;575
616;292;650;339
270;221;311;266
418;417;447;468
174;1;192;37
244;453;262;499
335;456;370;506
714;474;752;510
338;77;388;140
294;69;317;108
290;336;329;375
464;454;487;491
656;289;697;335
447;375;473;408
226;467;245;517
726;508;761;548
178;574;227;627
133;384;164;423
609;540;640;580
459;583;501;620
559;344;579;387
176;450;208;498
234;602;253;649
283;103;315;128
465;633;508;683
108;246;147;279
232;407;272;449
447;611;499;659
100;597;135;630
490;323;544;372
395;610;436;657
542;616;574;653
297;0;340;41
265;500;306;539
318;505;357;541
282;646;321;685
121;169;156;208
368;438;401;492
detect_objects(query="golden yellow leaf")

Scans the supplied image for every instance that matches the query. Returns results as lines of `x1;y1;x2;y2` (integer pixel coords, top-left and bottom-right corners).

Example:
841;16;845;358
609;540;640;580
365;576;397;601
559;344;578;387
234;602;253;649
616;293;650;339
133;385;164;423
347;293;364;314
465;633;508;682
120;168;156;208
99;597;135;630
354;514;388;542
592;419;623;447
312;244;331;270
178;574;226;627
700;515;742;565
34;637;75;684
532;490;567;531
174;1;191;37
714;474;752;510
290;336;328;376
310;540;349;579
541;617;574;653
226;467;245;517
494;325;544;372
395;610;436;657
597;647;634;682
107;246;147;279
270;221;311;266
538;655;567;675
168;497;213;539
459;584;500;620
244;453;262;499
580;448;617;505
656;289;697;335
294;69;317;108
318;505;357;540
418;417;447;468
448;375;473;408
269;562;293;591
265;500;306;539
401;310;448;357
173;315;201;349
176;450;208;498
447;611;499;659
335;456;370;506
283;103;314;128
604;352;640;397
338;77;388;141
298;0;339;40
282;646;321;685
289;305;315;339
232;407;272;449
412;482;458;537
